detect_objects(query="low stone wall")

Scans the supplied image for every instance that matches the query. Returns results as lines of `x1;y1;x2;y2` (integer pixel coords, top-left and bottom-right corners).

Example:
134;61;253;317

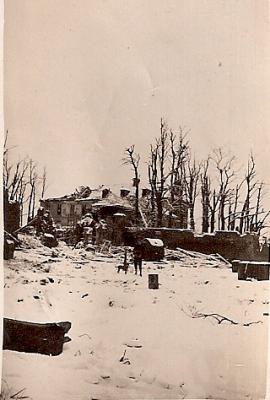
237;261;270;281
124;228;268;261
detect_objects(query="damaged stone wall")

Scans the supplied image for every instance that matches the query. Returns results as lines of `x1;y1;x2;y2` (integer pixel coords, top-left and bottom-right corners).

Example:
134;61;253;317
124;228;267;261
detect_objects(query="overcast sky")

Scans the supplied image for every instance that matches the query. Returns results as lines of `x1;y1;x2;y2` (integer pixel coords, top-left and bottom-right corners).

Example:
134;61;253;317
4;0;270;198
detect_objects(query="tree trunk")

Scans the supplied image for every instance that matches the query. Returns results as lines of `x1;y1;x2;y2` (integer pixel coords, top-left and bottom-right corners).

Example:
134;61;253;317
156;193;163;227
220;197;226;230
201;185;210;233
31;186;36;220
210;211;215;233
135;180;139;223
27;188;33;223
189;204;195;230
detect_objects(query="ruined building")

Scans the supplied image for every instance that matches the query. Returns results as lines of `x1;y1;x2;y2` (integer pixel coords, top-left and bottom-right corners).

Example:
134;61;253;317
40;186;134;228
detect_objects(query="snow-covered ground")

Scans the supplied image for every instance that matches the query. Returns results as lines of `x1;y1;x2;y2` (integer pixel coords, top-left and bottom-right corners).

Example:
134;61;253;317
2;238;269;400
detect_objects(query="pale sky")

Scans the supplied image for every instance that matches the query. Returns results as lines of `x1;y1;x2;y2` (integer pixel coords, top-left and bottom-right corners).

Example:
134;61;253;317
4;0;270;198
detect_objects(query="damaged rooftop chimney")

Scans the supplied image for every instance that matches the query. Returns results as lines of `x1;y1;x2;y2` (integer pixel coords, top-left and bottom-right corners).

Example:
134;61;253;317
102;188;110;199
120;188;130;198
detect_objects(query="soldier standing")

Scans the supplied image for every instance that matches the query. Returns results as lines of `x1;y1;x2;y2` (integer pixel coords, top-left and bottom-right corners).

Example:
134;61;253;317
133;243;143;277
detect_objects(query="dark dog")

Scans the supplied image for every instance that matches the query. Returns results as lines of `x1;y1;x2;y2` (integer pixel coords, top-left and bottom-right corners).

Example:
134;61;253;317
117;248;129;274
117;263;129;274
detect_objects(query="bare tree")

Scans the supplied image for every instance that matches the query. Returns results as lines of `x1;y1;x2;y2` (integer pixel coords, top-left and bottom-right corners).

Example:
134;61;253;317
8;159;29;201
3;131;50;226
121;121;269;236
185;155;201;230
239;154;257;233
200;149;236;233
228;182;242;231
148;159;156;216
123;145;140;223
169;130;177;211
40;166;48;199
148;119;171;226
209;189;220;233
3;131;31;224
210;152;269;235
17;177;28;225
212;148;235;231
253;182;263;232
200;156;220;233
3;130;12;191
200;158;211;233
27;159;39;222
168;127;189;228
248;181;270;234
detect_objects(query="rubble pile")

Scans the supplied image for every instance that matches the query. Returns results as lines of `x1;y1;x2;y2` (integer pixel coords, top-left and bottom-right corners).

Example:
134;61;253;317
166;247;231;268
18;233;46;250
12;227;232;274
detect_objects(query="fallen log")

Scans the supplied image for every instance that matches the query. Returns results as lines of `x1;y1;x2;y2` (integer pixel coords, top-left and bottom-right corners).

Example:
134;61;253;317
138;206;148;228
3;318;71;356
13;216;38;235
210;253;231;265
4;230;21;245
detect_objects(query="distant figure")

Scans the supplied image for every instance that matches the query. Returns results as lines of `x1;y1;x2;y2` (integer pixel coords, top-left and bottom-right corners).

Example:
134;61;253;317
35;207;45;235
133;243;143;277
42;210;56;236
74;222;84;247
96;219;108;245
90;215;99;245
92;224;97;245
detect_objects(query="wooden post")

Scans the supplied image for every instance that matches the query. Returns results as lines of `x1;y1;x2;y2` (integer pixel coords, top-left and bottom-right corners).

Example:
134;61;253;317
238;262;250;280
148;274;159;289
